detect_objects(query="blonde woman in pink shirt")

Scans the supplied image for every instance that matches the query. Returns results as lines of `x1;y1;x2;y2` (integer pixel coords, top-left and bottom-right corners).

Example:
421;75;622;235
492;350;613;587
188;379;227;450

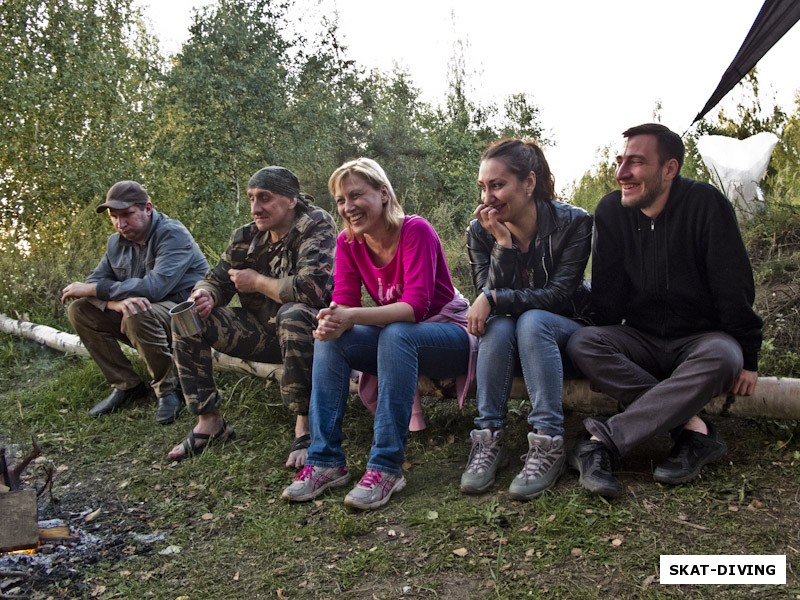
282;158;473;510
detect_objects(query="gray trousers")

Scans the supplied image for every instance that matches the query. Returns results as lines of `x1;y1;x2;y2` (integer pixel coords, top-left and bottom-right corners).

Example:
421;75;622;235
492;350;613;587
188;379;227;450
67;297;179;397
566;325;743;457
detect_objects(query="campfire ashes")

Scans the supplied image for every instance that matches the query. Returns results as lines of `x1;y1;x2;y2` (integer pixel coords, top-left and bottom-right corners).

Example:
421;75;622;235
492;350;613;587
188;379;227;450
1;437;169;598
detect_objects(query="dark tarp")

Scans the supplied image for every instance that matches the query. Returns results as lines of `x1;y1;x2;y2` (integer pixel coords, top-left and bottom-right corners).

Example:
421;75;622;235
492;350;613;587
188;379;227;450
692;0;800;124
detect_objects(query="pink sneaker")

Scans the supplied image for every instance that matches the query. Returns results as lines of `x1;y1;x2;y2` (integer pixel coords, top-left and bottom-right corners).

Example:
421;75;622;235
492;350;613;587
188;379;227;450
281;465;351;502
344;469;406;510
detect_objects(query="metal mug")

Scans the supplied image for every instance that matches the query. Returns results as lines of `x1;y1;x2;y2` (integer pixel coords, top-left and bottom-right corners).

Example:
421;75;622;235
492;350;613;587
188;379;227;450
169;300;203;337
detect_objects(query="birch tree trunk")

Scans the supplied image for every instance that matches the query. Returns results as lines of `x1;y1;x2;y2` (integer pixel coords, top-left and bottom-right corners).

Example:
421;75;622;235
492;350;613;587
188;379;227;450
2;314;799;419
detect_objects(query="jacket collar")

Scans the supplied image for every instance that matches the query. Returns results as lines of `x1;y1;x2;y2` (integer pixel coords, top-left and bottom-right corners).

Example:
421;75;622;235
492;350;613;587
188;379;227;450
653;176;689;221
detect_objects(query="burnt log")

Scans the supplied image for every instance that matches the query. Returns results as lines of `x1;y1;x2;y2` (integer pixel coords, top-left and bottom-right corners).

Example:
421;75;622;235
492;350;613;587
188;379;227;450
1;437;42;492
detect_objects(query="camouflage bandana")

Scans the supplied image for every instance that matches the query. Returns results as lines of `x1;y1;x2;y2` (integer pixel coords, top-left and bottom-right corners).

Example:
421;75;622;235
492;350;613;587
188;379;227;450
247;166;300;199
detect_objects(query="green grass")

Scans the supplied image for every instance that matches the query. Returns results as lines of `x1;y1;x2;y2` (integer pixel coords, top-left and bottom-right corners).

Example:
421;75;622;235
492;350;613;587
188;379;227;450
1;333;799;599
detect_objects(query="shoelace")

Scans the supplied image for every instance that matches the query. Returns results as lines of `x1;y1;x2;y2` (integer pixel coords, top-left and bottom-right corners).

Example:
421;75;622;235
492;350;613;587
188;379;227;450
669;438;698;462
587;446;613;473
519;445;547;479
359;469;383;489
467;435;497;473
295;465;314;481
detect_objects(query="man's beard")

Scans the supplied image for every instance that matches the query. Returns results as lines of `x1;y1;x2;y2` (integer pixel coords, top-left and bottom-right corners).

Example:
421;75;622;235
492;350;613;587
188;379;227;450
621;170;663;211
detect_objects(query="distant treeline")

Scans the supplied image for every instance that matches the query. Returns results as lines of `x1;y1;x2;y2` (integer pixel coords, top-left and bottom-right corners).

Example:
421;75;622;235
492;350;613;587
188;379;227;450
2;0;799;356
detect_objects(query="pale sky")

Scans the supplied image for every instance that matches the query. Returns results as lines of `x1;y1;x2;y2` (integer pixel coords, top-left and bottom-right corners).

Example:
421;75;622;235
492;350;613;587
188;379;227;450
136;0;800;190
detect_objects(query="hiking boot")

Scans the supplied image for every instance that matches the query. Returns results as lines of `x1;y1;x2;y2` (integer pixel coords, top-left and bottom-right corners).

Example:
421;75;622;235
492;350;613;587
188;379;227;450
508;432;565;501
460;428;509;494
568;438;621;498
344;469;406;510
653;422;727;484
281;465;351;502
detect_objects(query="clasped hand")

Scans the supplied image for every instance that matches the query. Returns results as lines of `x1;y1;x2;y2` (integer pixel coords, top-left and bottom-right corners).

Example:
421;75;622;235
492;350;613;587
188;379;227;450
228;268;262;294
314;302;352;342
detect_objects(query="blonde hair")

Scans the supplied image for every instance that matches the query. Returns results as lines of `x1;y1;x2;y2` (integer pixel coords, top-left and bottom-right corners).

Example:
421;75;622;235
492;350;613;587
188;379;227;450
328;158;405;240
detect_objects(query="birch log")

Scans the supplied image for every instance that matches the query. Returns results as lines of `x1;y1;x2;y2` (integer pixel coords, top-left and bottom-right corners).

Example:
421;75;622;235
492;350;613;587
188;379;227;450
2;313;799;419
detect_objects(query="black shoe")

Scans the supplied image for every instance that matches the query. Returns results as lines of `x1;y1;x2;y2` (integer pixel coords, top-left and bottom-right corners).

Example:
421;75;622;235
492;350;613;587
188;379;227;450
568;438;621;498
155;391;184;425
89;382;149;416
653;422;727;485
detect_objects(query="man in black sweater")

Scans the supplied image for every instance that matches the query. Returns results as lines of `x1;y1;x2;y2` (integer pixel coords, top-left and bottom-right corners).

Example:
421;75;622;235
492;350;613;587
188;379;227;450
566;123;763;497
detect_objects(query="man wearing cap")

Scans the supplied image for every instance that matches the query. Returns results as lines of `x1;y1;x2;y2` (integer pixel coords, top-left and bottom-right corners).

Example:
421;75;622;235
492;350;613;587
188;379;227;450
167;166;337;467
61;181;209;424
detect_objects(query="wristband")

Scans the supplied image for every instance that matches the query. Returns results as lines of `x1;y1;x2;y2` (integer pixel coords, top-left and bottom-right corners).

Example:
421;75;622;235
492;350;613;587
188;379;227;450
482;287;496;312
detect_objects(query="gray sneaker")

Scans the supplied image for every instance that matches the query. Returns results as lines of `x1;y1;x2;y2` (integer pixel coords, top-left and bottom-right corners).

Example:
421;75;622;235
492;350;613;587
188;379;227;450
344;469;406;510
282;465;351;502
508;432;566;500
460;428;508;494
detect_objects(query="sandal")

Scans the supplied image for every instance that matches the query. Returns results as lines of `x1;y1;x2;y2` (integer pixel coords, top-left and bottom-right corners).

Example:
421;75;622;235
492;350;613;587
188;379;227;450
170;420;236;461
286;434;311;469
290;434;311;453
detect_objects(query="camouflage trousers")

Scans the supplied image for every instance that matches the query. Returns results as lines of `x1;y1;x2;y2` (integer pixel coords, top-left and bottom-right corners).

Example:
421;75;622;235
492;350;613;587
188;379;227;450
172;302;316;416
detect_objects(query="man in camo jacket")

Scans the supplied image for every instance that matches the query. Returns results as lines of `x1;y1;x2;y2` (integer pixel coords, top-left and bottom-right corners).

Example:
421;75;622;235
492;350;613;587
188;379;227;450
167;166;337;467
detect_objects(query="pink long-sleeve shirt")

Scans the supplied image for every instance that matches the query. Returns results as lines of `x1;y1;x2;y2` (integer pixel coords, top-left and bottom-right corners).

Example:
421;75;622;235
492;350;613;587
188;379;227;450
332;215;456;321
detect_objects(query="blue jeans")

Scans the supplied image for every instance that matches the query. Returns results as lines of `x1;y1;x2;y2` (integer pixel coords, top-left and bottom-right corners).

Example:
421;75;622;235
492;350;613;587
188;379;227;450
474;310;582;436
306;321;470;475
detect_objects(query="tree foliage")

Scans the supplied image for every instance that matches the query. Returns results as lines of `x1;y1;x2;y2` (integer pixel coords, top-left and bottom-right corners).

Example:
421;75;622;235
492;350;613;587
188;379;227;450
147;0;294;242
567;146;617;215
0;0;161;251
767;92;800;204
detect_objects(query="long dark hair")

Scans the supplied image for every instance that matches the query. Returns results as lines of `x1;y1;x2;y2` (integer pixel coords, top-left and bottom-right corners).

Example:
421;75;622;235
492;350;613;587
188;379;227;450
481;138;555;201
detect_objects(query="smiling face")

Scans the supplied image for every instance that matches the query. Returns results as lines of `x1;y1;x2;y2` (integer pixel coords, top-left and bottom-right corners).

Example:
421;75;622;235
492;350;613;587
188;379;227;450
615;134;677;217
247;187;297;238
334;173;388;238
108;202;153;244
477;158;535;225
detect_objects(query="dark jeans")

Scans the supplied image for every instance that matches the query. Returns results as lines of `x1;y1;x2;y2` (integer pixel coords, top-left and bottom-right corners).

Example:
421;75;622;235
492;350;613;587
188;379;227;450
566;325;742;456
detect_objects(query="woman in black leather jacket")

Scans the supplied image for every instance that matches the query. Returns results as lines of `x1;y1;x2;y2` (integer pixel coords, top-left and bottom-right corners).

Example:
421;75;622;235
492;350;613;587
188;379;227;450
460;138;592;501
